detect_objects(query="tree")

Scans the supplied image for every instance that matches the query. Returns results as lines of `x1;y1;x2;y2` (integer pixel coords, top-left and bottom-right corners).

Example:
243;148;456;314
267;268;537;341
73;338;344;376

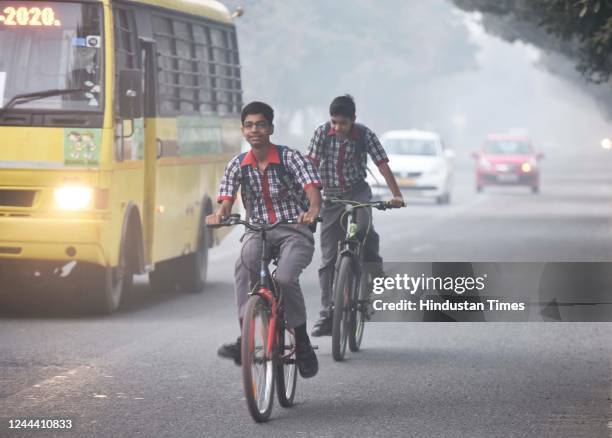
453;0;612;83
220;1;479;142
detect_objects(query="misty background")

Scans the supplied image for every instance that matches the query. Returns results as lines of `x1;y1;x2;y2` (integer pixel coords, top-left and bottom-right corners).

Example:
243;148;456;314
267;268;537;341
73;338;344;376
220;0;611;159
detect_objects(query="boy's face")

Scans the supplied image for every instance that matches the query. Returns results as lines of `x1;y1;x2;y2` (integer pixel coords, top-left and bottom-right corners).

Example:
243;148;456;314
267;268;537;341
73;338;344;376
330;114;355;138
241;113;273;149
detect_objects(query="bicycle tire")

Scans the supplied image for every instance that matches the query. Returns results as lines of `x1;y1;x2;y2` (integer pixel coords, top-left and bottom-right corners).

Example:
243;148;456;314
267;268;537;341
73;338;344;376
349;270;368;352
275;326;297;407
242;294;275;422
332;256;353;361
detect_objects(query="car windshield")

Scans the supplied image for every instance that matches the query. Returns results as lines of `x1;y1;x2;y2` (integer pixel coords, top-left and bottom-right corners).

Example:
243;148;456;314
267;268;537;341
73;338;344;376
0;1;103;112
485;140;532;155
383;138;438;156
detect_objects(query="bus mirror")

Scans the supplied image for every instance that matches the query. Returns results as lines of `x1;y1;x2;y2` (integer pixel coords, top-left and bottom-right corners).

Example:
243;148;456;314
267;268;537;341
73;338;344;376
119;69;143;120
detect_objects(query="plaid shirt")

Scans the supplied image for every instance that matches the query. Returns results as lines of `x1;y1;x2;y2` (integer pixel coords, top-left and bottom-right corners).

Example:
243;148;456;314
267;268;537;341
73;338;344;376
307;122;389;192
218;144;321;224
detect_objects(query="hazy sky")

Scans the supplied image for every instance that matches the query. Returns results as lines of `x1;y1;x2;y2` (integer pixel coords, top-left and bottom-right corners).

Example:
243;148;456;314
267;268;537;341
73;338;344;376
448;11;611;154
223;1;611;154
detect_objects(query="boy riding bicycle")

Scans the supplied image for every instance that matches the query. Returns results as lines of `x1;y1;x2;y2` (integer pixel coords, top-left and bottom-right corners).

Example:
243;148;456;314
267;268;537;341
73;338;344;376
206;101;322;378
307;94;404;337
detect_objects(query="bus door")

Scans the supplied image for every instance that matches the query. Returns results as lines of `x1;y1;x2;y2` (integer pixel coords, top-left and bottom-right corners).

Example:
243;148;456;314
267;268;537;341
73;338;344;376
140;37;187;266
140;38;157;267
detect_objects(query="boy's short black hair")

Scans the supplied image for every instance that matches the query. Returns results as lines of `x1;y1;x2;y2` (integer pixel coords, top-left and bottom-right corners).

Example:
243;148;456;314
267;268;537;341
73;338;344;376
329;94;356;118
241;101;274;125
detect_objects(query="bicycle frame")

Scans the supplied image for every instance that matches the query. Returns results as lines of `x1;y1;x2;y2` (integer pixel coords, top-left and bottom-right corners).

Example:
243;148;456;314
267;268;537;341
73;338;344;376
215;217;313;361
208;215;321;422
336;203;369;286
249;226;281;359
331;197;400;271
328;198;402;360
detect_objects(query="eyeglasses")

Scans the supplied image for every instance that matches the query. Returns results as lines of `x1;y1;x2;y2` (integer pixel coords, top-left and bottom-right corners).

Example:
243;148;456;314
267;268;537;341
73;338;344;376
243;121;269;131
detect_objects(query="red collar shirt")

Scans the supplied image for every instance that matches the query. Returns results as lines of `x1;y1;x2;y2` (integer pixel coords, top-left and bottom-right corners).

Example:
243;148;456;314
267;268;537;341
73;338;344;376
307;123;389;193
218;144;321;224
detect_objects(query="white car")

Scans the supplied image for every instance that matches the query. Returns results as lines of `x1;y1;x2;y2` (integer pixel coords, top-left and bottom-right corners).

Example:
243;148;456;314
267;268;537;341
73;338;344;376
368;130;454;204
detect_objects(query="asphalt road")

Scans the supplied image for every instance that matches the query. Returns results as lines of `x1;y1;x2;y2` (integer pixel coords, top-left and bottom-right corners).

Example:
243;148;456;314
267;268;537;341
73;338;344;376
1;148;611;437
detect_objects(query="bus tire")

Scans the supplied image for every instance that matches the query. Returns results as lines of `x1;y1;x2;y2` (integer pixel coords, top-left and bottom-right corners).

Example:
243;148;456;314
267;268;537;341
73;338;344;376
149;259;179;294
82;210;139;314
176;197;211;294
177;214;209;294
82;244;132;314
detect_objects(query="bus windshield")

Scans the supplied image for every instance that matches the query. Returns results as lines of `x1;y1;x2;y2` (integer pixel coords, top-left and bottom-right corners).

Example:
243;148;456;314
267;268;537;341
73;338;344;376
0;1;103;112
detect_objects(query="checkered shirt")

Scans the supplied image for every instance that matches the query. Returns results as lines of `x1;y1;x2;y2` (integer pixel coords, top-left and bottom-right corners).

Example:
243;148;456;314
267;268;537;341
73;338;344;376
218;144;321;224
307;122;389;192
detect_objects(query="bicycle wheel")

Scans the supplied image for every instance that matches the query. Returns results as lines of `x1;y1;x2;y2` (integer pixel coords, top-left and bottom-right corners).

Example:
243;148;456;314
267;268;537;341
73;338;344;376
242;295;275;422
332;256;353;361
276;326;297;407
349;270;368;352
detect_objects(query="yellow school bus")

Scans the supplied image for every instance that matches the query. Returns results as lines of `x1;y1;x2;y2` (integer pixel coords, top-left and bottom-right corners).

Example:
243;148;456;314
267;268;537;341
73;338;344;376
0;0;242;312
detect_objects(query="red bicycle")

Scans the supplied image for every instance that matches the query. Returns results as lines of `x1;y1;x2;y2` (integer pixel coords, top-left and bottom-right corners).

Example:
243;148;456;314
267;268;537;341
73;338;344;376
209;215;320;422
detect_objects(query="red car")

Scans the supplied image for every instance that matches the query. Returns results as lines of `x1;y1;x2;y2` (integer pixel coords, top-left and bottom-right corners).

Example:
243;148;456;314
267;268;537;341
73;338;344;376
473;135;543;193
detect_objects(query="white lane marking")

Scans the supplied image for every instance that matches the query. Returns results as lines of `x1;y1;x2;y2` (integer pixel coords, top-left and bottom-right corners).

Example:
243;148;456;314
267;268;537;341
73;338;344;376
4;364;93;408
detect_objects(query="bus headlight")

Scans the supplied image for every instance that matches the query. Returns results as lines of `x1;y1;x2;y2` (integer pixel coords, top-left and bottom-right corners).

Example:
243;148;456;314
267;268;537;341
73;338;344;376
54;186;93;210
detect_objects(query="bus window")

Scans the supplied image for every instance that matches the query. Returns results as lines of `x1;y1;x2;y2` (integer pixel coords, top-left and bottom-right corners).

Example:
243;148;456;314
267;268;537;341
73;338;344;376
114;7;138;111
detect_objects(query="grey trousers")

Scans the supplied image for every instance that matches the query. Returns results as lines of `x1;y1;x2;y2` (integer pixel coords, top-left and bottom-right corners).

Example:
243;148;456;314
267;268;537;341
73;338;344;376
234;224;314;328
318;184;382;318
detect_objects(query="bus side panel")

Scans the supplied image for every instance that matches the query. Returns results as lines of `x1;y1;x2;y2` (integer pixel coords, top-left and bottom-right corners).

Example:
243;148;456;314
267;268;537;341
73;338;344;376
151;116;239;263
126;2;243;264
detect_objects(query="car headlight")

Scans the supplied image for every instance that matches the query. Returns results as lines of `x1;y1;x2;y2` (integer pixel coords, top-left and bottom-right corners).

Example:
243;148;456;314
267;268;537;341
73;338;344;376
479;157;492;170
54;186;94;210
521;161;536;173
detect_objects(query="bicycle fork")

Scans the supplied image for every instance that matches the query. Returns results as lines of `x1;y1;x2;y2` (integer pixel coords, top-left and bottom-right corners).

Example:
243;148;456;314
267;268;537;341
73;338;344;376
251;287;276;358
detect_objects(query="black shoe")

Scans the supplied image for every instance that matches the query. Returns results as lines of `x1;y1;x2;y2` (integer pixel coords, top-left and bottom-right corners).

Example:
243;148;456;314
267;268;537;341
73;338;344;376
217;337;241;366
310;316;332;337
295;337;318;378
359;298;374;321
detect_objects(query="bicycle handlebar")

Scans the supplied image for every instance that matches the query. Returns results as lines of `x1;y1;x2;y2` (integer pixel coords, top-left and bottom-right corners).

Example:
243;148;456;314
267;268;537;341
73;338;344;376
207;215;322;232
324;197;406;211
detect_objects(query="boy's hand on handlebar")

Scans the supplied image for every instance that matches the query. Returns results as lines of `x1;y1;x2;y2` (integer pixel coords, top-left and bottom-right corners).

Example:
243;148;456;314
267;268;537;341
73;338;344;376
298;206;321;224
388;195;405;208
206;213;225;225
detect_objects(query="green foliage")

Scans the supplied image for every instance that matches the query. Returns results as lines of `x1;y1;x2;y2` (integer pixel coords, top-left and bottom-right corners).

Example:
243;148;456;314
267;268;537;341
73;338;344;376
453;0;612;82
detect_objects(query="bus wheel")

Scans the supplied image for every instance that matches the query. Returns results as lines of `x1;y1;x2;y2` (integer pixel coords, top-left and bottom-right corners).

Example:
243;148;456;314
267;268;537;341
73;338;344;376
149;259;179;294
177;220;209;294
83;251;132;314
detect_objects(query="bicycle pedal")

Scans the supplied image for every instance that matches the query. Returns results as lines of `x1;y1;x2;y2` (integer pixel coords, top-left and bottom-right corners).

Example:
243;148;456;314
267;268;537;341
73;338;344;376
311;345;319;350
